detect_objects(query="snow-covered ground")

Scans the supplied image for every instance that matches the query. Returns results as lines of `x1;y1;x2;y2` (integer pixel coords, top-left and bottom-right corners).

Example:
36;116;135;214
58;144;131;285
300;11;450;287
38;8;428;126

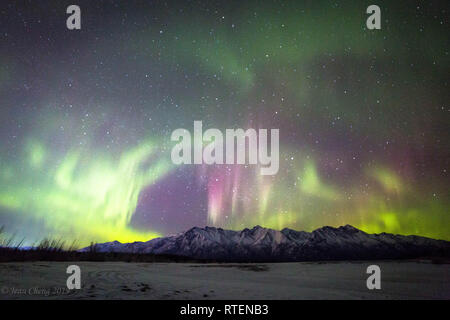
0;261;448;299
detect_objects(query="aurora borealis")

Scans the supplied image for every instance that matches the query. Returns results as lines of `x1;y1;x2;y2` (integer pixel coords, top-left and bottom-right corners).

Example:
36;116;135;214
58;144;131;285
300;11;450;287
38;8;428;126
0;0;448;246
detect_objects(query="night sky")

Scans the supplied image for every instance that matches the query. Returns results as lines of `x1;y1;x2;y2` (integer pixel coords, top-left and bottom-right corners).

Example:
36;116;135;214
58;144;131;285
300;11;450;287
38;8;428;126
0;0;448;246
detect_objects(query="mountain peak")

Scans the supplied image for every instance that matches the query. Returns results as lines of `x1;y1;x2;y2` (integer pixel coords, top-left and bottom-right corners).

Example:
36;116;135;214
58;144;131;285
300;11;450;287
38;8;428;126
252;225;265;230
340;224;360;231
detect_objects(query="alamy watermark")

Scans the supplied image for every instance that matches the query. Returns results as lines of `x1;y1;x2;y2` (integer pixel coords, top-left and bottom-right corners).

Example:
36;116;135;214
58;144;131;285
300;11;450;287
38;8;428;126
66;265;81;289
171;121;279;175
366;265;381;290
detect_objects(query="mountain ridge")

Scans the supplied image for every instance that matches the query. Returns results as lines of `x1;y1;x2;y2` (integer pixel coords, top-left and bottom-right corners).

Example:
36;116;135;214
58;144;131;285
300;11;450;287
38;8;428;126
81;225;450;262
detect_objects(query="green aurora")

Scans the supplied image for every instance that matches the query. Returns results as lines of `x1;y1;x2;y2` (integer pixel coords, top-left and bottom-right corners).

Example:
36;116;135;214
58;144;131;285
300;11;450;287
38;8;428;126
0;1;448;245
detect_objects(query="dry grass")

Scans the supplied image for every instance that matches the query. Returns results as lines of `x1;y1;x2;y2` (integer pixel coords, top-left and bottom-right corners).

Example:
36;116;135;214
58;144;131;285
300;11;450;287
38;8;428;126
0;226;200;263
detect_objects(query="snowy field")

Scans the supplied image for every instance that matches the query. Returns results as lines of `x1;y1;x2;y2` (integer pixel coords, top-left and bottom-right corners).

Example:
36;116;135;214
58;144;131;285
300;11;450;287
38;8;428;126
0;261;448;299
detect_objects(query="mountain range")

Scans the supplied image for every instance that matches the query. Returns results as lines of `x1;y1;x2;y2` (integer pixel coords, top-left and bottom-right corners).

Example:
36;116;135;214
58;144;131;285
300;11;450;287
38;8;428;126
81;225;450;262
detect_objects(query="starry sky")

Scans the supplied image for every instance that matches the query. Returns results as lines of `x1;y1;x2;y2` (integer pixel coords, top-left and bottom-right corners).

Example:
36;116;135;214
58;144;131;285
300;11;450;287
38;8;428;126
0;0;449;246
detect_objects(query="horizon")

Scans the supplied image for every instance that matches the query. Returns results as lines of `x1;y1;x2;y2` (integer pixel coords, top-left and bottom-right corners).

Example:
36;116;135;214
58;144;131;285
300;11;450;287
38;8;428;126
2;223;449;250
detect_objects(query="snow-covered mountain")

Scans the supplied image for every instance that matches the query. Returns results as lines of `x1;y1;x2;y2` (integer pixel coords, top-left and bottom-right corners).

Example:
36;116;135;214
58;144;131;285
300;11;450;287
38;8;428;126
80;225;450;262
